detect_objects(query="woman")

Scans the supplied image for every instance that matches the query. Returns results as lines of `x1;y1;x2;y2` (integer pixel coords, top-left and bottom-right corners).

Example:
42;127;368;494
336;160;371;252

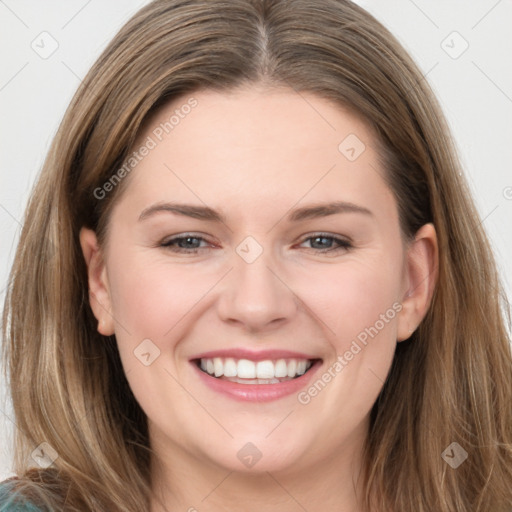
2;0;511;510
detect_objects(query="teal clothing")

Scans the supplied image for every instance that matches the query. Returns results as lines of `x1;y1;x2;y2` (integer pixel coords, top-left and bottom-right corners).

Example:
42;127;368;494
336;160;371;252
0;481;42;511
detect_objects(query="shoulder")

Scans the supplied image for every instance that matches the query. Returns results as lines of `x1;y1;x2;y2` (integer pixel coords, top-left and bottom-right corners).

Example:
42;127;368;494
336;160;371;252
0;480;43;511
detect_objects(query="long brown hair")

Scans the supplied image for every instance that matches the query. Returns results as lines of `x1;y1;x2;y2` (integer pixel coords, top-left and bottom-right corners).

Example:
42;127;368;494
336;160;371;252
2;0;511;510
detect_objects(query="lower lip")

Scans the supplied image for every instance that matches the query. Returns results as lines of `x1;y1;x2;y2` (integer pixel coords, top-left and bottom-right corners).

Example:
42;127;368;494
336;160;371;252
192;360;322;402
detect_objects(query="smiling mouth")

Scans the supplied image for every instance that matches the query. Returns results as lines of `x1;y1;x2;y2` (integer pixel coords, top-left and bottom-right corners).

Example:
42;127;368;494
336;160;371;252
194;357;320;384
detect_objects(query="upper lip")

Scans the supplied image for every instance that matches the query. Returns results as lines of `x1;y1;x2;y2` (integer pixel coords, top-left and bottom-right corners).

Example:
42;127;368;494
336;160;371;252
191;348;320;362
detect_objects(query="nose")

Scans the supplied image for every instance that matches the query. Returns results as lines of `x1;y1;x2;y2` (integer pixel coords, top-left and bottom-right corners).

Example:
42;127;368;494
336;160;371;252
216;244;299;333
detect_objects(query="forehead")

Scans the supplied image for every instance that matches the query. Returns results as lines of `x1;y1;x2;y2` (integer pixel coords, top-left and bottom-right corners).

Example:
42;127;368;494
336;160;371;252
115;86;395;223
138;86;371;163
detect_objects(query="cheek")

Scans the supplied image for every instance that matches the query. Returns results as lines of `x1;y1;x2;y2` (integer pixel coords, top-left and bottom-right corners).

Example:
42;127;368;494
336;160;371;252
106;249;214;348
105;253;212;411
298;258;403;419
295;255;403;346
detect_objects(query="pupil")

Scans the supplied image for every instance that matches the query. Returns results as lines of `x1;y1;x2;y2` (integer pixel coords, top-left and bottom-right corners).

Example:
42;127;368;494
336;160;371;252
182;237;199;248
313;236;330;249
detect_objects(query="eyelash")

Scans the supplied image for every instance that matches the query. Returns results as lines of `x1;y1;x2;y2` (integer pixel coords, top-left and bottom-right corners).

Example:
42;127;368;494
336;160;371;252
160;233;353;254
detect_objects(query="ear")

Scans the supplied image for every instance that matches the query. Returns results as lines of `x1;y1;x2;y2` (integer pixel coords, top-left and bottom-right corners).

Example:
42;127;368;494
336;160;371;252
396;223;438;342
79;227;115;336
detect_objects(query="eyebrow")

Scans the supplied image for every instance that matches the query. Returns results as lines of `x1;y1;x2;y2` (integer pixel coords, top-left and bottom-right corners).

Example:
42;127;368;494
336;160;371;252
138;200;373;223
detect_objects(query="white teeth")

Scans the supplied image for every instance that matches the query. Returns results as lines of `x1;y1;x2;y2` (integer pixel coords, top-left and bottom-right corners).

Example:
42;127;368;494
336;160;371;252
198;357;314;381
223;357;237;377
256;360;274;379
213;357;223;377
223;377;282;385
275;359;288;378
287;359;297;378
297;360;307;376
237;359;256;379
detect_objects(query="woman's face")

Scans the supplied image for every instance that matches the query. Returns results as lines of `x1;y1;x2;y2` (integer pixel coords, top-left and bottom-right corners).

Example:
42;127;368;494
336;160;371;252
81;86;436;476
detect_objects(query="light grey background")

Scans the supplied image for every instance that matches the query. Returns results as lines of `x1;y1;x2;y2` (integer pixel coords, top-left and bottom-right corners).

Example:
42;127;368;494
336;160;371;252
1;0;511;480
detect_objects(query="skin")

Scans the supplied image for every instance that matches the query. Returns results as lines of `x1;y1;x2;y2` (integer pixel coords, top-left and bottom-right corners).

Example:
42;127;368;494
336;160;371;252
80;86;438;512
